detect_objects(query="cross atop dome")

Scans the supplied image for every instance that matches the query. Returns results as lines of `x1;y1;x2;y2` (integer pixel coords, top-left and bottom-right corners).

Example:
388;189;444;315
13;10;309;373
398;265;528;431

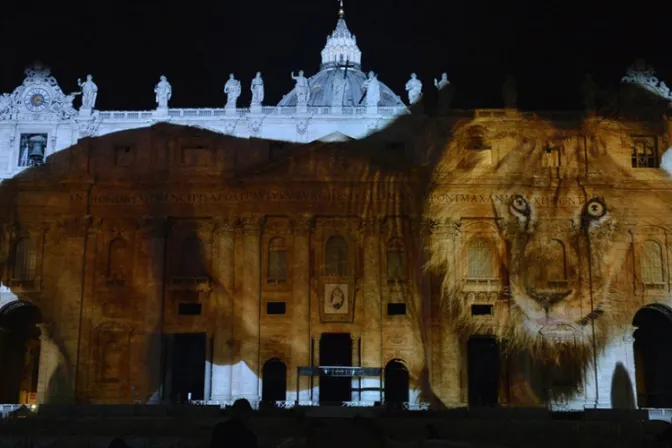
321;0;362;70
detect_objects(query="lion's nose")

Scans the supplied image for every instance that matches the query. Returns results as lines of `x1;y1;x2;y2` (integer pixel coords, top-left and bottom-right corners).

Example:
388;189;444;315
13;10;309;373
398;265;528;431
527;288;572;310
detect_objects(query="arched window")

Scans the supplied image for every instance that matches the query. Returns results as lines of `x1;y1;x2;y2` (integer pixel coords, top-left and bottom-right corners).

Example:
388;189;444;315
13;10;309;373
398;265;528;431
466;237;495;279
107;238;129;281
465;126;489;150
641;240;664;285
267;237;287;284
177;235;207;278
387;238;406;282
13;238;36;281
325;236;348;276
261;358;287;404
547;239;567;286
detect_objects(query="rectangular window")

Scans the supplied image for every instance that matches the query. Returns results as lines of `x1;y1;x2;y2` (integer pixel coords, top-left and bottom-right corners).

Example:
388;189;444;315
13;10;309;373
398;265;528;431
387;303;407;316
471;304;493;316
631;136;658;168
178;303;202;315
266;301;286;315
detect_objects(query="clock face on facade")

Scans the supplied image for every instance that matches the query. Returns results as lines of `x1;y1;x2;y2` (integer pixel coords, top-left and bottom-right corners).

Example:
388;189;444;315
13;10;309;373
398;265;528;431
23;87;51;113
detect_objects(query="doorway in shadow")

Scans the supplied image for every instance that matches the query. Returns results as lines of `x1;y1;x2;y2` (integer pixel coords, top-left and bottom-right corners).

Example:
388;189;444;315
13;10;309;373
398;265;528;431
467;336;499;407
319;333;352;404
384;359;409;408
164;333;206;403
261;358;287;405
633;304;672;408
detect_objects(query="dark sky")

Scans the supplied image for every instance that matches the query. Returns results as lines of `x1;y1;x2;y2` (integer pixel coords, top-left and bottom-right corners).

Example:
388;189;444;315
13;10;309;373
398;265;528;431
0;0;668;110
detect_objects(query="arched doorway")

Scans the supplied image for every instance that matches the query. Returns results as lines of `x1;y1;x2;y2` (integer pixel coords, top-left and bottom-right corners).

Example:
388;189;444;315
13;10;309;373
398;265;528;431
261;358;287;405
384;359;409;408
633;304;672;408
0;301;42;404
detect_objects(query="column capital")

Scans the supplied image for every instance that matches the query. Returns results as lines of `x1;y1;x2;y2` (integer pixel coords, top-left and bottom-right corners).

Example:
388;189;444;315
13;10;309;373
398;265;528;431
240;215;265;235
137;216;168;237
213;216;237;236
55;216;93;238
292;214;314;237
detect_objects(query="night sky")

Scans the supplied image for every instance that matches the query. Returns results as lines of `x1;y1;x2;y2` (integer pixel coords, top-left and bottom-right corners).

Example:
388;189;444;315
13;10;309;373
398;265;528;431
0;0;668;111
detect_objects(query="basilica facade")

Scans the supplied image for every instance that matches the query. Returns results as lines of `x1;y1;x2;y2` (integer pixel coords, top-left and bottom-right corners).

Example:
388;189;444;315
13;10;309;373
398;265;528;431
2;7;672;411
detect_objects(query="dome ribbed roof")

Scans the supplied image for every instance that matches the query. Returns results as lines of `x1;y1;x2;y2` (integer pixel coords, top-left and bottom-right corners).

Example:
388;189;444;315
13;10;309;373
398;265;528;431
277;67;404;108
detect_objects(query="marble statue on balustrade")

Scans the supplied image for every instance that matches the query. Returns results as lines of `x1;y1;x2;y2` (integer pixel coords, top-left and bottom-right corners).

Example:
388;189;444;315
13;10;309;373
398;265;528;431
502;75;517;109
291;70;311;106
61;92;80;119
0;93;15;120
154;75;172;109
224;74;242;108
77;75;98;110
405;73;423;105
435;73;455;112
250;72;264;106
361;71;381;107
331;71;347;107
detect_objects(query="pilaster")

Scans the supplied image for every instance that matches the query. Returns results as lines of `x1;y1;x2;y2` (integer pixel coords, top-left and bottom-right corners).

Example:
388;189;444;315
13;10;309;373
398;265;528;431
291;214;313;402
359;217;382;402
137;217;167;403
211;217;236;401
233;215;264;404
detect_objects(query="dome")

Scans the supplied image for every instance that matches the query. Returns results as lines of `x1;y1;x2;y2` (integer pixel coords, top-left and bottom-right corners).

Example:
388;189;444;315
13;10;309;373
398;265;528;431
277;67;405;108
278;4;404;109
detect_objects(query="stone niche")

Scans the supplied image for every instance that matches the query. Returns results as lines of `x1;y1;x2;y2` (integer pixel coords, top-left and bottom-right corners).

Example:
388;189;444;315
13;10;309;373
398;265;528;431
90;322;133;402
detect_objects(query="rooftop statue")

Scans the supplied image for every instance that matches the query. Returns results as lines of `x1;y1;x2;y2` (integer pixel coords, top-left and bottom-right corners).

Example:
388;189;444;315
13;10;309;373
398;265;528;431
405;73;422;105
77;74;98;110
435;73;454;112
224;74;241;108
250;72;264;106
154;75;172;109
291;70;311;106
361;71;380;107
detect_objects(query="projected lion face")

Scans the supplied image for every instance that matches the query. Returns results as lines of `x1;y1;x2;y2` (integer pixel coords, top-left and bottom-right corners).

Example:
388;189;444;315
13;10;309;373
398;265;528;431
425;120;670;362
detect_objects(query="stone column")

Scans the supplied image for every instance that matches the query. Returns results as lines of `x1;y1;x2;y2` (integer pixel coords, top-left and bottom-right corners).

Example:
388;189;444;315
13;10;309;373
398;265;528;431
137;218;167;403
234;215;263;405
360;218;382;402
211;218;236;401
431;219;463;406
351;333;361;402
291;214;313;403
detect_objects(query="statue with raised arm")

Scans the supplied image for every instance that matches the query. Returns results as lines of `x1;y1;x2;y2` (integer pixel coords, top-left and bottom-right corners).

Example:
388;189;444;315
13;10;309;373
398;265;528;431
434;73;449;91
435;73;454;112
77;74;98;110
291;70;311;106
405;73;423;105
154;75;172;109
224;73;241;108
251;72;264;106
361;71;381;107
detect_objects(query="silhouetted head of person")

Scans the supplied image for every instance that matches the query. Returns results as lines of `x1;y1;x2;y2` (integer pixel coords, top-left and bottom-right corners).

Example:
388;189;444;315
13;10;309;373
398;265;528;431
108;438;129;448
230;398;253;424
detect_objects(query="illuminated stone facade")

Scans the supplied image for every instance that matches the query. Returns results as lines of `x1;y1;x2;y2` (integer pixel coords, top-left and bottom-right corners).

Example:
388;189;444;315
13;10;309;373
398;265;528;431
1;7;672;411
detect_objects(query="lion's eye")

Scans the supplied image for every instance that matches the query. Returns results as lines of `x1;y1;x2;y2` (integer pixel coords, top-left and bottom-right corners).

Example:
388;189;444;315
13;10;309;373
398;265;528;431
510;195;530;216
585;198;607;219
